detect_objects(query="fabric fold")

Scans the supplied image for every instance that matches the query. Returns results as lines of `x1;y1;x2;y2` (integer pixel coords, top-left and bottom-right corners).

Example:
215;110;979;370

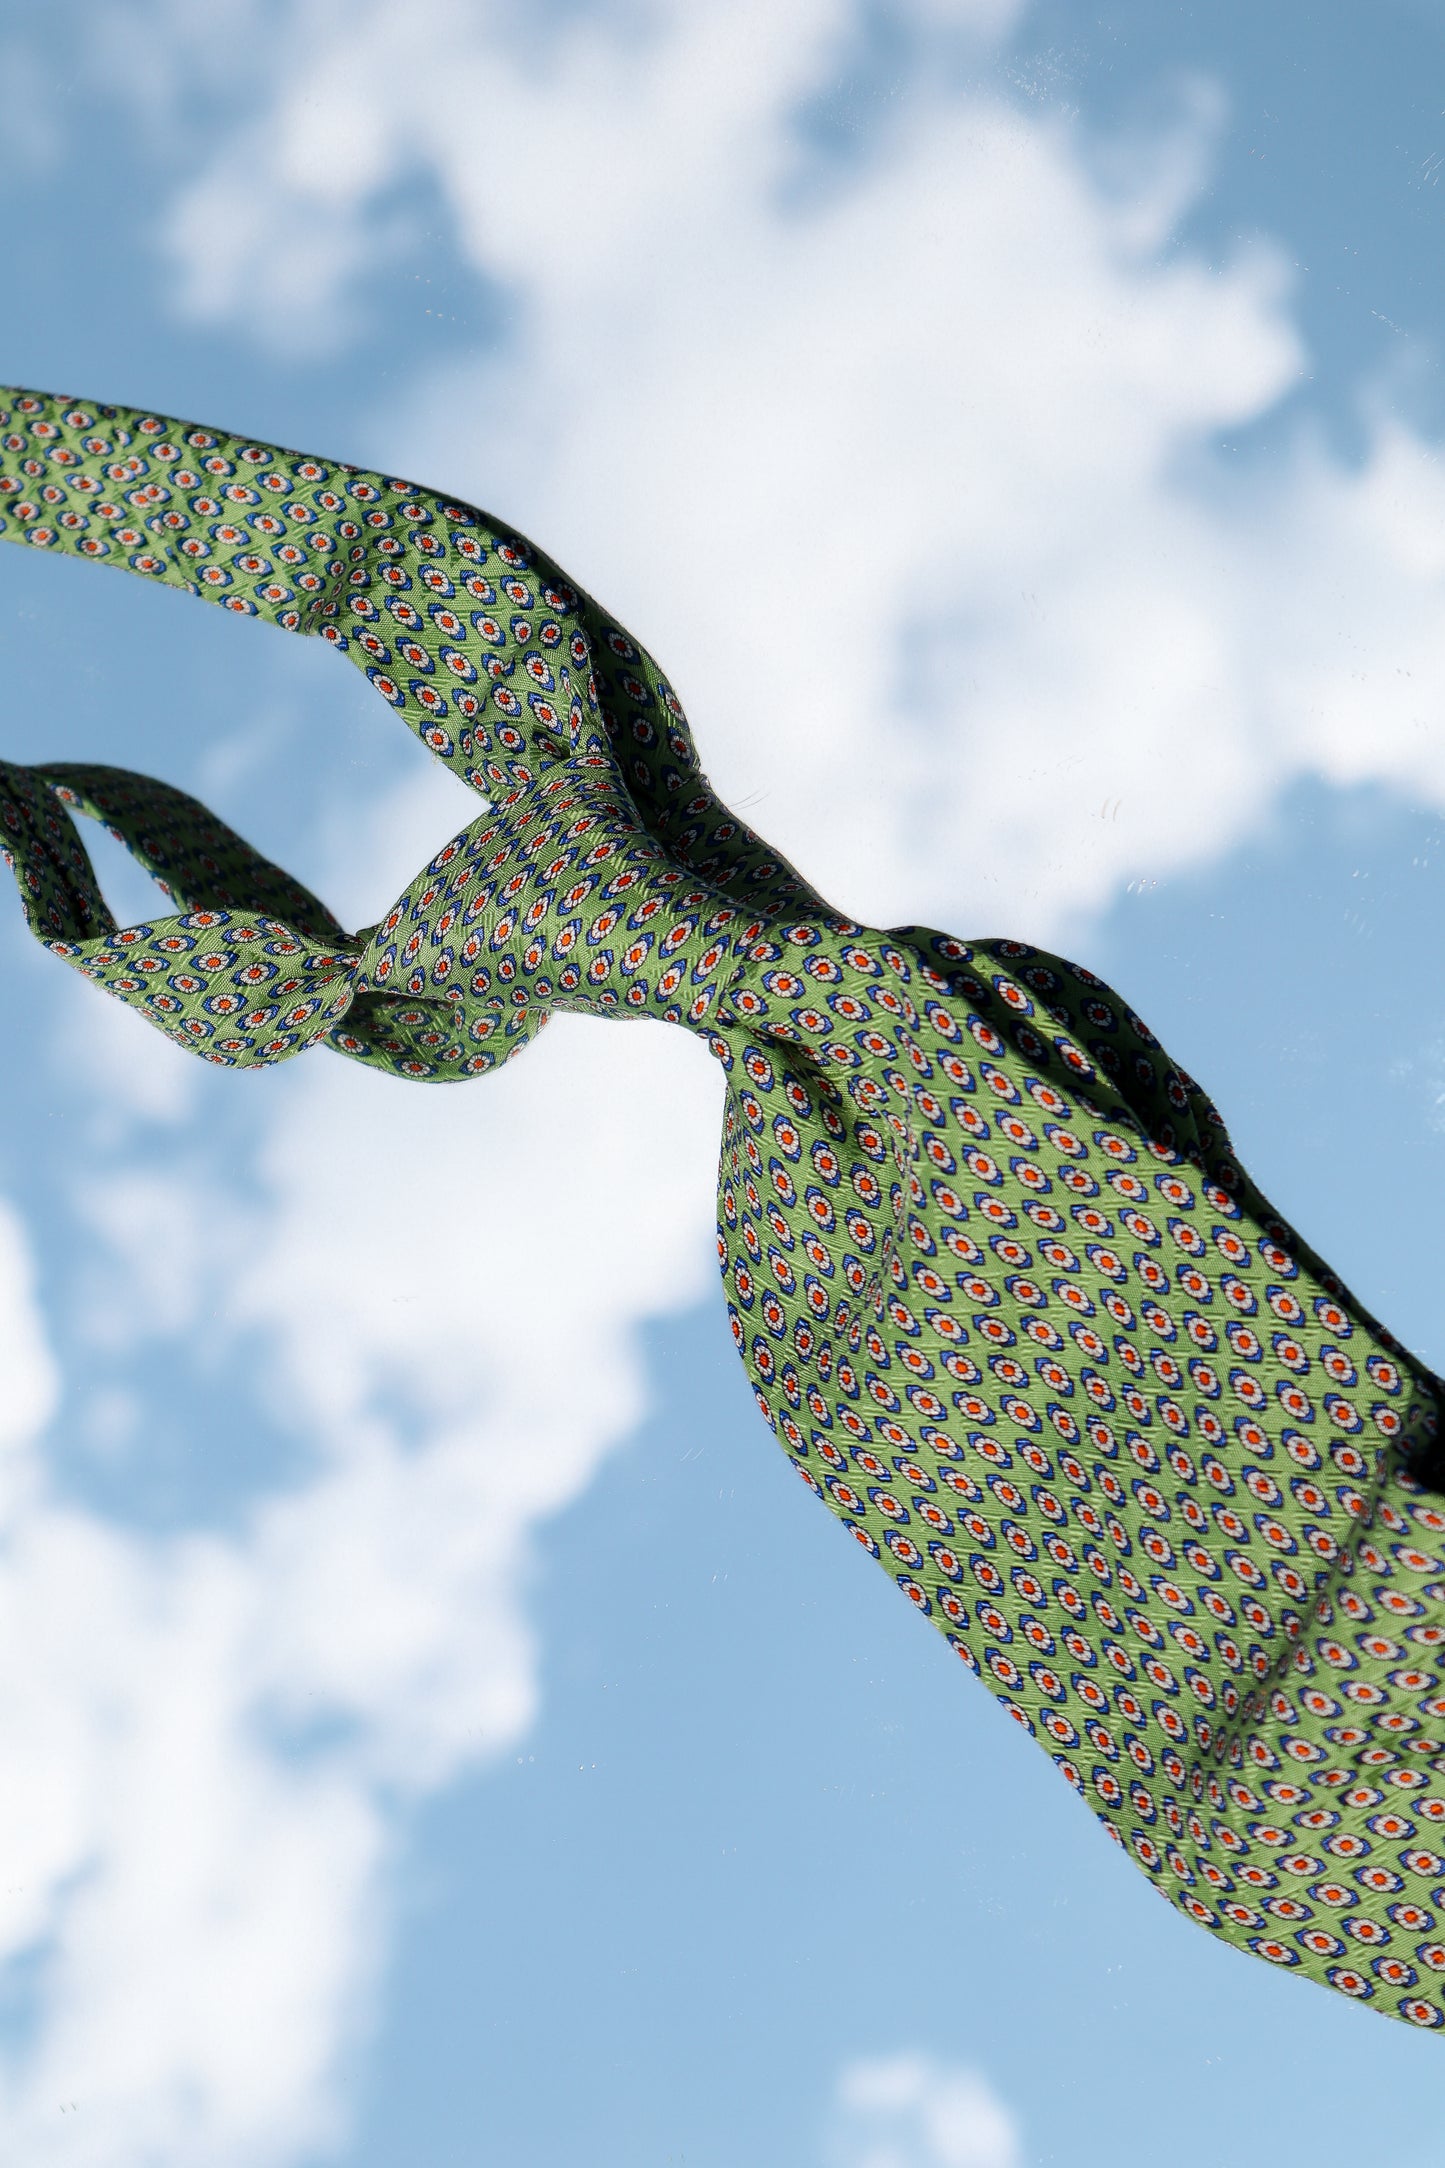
5;382;1445;2027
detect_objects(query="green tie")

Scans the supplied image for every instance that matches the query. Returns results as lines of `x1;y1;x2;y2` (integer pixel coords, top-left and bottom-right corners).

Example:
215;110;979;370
5;383;1444;2026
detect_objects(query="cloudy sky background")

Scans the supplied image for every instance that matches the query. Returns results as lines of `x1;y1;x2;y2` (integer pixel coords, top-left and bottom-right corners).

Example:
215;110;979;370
5;0;1445;2161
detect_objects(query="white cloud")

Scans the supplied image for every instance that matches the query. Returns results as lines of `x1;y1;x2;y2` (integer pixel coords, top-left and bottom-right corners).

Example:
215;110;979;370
221;1011;722;1787
150;0;1445;955
9;0;1445;2158
0;1498;389;2168
0;1198;57;1457
0;1004;720;2160
0;726;721;2156
832;2052;1022;2168
55;981;198;1129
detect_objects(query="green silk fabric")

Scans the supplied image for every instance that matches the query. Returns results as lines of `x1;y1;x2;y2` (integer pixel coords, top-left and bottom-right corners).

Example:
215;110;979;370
4;385;1445;2028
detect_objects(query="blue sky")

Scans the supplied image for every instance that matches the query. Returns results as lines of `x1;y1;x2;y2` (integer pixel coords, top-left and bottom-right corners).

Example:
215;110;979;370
5;2;1445;2163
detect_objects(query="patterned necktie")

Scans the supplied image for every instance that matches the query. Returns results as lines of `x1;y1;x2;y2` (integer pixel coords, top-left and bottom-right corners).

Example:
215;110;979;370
4;384;1445;2026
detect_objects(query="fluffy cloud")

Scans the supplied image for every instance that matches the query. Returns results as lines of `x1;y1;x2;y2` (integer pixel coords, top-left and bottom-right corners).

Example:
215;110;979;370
154;0;1445;951
831;2053;1022;2168
0;746;721;2159
0;1197;58;1455
9;0;1445;2159
0;988;719;2163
